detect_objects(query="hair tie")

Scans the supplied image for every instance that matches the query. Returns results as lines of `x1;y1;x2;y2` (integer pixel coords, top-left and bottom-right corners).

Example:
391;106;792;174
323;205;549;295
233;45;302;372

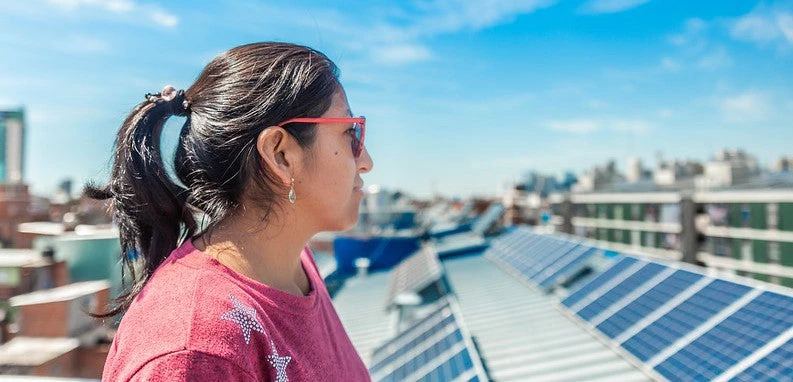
144;85;191;117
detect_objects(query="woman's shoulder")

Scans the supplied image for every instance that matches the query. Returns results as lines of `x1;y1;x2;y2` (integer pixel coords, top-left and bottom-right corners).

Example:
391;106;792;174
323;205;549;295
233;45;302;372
105;245;274;380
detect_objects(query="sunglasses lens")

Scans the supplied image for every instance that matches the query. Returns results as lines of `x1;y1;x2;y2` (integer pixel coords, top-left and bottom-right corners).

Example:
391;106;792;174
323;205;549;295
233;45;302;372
351;123;363;157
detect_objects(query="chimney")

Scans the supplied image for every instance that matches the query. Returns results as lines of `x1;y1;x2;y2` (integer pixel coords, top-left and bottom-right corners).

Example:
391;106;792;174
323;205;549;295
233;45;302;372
354;257;371;278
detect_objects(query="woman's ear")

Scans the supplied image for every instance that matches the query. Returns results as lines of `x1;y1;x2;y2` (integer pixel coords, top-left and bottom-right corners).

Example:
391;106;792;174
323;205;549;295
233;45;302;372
255;127;300;185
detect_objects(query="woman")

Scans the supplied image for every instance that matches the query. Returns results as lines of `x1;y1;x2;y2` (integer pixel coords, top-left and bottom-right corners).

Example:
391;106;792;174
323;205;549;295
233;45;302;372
89;42;374;381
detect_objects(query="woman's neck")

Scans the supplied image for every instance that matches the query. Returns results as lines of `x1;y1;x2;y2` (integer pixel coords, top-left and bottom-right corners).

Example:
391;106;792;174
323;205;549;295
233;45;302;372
194;209;314;296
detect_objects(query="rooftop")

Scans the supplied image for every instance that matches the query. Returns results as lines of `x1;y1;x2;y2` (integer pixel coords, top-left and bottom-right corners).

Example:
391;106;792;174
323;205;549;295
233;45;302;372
0;337;79;367
0;250;49;268
331;225;793;381
10;280;110;307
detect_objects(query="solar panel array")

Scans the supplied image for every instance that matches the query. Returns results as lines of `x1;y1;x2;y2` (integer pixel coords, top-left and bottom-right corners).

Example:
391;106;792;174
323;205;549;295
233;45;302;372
385;246;444;308
485;226;600;292
486;228;793;381
470;203;505;236
369;298;488;382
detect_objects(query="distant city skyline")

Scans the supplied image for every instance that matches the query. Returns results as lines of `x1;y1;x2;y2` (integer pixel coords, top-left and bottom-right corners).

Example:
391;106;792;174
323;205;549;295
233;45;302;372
1;1;792;199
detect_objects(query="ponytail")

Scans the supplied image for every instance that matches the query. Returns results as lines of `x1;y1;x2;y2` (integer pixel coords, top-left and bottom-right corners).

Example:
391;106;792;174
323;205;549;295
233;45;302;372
85;86;196;317
86;43;342;317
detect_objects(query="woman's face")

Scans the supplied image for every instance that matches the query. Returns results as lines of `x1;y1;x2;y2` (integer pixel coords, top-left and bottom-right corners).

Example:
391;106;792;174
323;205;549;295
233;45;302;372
296;87;373;232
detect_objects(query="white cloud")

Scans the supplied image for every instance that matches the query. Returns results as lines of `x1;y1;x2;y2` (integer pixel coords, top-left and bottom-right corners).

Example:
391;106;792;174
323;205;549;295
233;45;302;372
732;14;779;41
719;91;772;123
48;0;134;13
548;119;601;133
43;0;177;29
729;3;793;49
409;0;557;35
358;0;556;65
150;10;178;28
663;18;731;72
780;13;793;42
578;0;651;15
218;1;557;67
371;44;432;65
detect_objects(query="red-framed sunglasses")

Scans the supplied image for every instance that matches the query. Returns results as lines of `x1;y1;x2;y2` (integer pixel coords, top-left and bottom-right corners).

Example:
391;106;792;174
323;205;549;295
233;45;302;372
277;116;366;158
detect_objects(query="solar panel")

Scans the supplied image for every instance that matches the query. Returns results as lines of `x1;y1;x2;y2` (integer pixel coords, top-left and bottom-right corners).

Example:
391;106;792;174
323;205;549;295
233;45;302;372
729;337;793;382
622;280;753;362
561;256;639;309
503;236;555;266
654;291;793;381
484;229;603;292
538;247;599;290
530;244;589;284
596;270;703;339
576;262;667;321
370;301;452;369
369;299;488;382
471;203;504;236
490;227;532;251
486;232;546;269
522;240;578;280
486;231;539;263
385;247;444;308
415;347;477;382
484;231;793;381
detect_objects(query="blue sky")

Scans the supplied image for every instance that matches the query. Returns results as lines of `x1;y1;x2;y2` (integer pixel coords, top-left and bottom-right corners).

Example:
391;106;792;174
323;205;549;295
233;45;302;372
1;0;792;198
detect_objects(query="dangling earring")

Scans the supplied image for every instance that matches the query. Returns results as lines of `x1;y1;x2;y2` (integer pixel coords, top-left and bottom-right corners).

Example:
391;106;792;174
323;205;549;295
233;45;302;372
288;178;296;204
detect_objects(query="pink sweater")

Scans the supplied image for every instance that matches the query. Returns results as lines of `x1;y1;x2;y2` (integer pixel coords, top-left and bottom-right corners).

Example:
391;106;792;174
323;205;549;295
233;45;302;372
102;240;370;381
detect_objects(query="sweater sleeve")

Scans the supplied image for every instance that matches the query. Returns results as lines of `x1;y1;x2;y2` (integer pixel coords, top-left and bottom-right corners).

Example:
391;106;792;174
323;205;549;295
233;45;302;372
129;350;261;382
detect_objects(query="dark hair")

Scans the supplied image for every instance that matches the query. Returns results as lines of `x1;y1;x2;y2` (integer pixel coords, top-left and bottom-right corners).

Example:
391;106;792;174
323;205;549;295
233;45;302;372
85;42;340;317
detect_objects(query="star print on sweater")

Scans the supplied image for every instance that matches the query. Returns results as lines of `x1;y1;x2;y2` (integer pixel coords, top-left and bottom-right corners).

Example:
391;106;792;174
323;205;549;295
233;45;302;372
266;340;292;382
220;294;265;344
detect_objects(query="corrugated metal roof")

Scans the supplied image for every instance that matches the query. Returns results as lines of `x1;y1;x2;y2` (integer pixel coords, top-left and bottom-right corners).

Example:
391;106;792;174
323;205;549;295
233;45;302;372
333;270;394;365
443;255;650;382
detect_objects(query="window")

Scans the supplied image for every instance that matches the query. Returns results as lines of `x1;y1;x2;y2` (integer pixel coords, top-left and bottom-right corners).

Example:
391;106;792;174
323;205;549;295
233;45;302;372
740;204;751;228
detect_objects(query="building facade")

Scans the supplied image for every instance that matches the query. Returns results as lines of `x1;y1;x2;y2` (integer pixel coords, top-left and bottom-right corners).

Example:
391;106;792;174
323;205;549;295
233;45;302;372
551;189;793;288
0;109;25;185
